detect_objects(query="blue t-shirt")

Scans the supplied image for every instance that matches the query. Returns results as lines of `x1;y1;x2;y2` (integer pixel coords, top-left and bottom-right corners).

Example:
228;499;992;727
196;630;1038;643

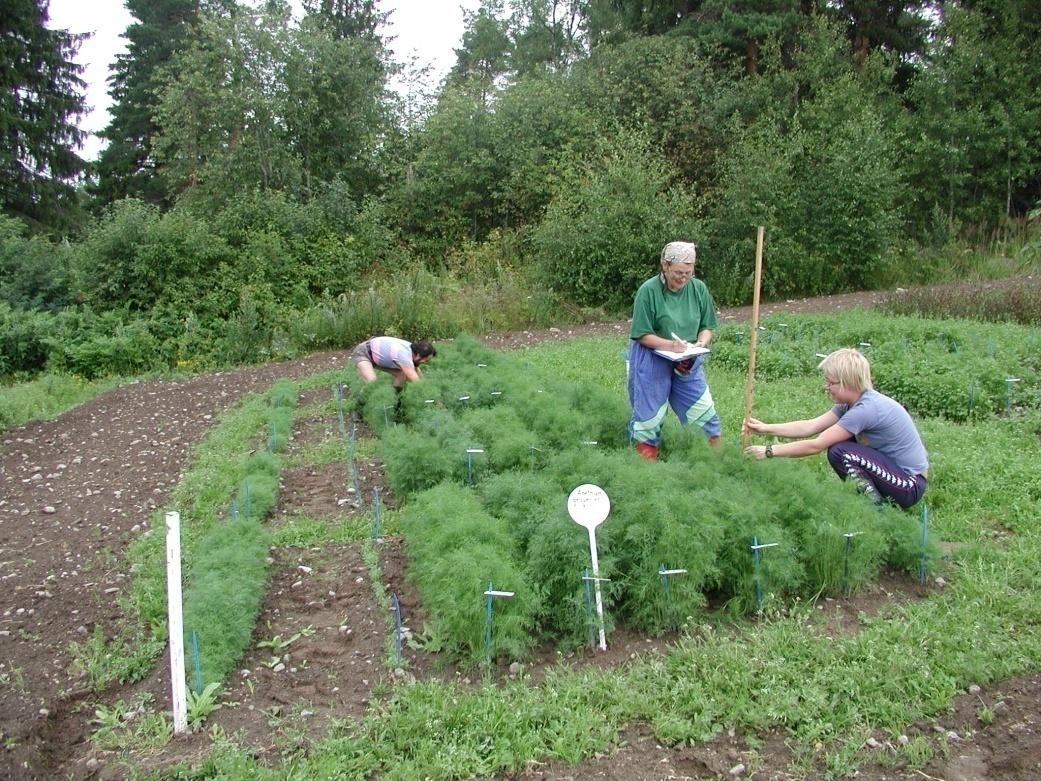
832;389;929;476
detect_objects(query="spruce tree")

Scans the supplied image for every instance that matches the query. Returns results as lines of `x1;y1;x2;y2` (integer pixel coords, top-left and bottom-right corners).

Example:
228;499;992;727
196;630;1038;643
93;0;201;206
0;0;87;233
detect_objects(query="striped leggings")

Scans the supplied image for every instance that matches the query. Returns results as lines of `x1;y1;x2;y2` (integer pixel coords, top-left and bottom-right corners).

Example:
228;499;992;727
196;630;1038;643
826;440;926;509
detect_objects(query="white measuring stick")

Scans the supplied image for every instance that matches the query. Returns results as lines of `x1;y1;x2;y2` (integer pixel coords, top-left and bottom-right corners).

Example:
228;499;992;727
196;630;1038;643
484;590;515;598
165;511;188;735
660;568;688;576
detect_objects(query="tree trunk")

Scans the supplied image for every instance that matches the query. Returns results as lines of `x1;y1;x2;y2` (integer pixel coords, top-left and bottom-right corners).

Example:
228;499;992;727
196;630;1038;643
745;39;759;75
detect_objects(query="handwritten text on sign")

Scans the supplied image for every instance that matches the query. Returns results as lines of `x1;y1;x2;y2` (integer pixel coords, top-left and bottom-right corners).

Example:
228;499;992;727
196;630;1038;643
567;484;610;530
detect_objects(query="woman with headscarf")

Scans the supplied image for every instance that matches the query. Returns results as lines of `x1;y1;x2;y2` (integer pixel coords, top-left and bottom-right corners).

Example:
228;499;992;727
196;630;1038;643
628;241;721;459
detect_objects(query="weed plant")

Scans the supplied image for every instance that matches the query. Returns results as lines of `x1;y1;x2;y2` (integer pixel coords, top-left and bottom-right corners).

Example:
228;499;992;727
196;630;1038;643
69;625;165;692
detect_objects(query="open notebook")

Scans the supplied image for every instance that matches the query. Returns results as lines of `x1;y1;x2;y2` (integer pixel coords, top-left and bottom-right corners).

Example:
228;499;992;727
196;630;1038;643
653;344;711;362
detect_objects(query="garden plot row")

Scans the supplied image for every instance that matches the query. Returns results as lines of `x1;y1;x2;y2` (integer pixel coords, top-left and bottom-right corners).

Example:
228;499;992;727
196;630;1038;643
342;336;933;666
710;311;1039;421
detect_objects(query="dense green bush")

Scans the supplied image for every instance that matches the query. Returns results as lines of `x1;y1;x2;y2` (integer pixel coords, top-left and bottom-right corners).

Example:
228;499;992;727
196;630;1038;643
0;215;72;311
74;199;232;314
32;308;168;379
181;517;270;687
0;304;53;377
399;484;538;663
530;133;700;310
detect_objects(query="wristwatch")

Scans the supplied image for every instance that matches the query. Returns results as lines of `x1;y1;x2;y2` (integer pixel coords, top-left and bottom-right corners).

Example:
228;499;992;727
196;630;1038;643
765;443;774;458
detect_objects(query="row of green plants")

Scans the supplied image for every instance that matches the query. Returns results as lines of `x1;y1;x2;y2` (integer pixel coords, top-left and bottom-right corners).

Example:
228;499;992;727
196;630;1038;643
709;310;1041;421
120;381;295;696
160;316;1041;780
180;382;296;688
336;336;929;666
879;276;1041;326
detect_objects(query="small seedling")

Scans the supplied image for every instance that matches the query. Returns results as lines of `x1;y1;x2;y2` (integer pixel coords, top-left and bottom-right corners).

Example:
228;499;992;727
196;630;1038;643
257;626;315;651
977;704;995;726
187;682;222;731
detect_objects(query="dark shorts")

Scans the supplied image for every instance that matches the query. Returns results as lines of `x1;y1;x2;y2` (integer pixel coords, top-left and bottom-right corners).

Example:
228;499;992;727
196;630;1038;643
350;341;372;366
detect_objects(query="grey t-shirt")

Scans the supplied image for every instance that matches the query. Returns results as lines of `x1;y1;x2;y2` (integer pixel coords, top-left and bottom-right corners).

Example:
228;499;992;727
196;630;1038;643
832;389;929;476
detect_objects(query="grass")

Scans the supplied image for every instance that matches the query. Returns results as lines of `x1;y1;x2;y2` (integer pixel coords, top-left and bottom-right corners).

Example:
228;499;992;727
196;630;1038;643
4;269;1037;776
0;372;121;431
136;311;1041;780
879;277;1041;326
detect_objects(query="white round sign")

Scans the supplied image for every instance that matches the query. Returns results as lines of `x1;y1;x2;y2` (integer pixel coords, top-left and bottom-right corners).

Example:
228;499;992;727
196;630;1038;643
567;484;610;530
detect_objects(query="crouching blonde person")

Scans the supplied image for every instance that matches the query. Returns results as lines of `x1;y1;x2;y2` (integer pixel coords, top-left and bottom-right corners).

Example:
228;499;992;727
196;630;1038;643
743;348;928;508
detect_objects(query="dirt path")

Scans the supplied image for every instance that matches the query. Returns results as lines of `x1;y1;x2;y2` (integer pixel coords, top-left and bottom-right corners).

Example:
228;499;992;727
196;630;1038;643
1;279;1038;780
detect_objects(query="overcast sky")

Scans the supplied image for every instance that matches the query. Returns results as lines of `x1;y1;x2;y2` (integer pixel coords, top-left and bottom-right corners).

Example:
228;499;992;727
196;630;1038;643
47;0;481;160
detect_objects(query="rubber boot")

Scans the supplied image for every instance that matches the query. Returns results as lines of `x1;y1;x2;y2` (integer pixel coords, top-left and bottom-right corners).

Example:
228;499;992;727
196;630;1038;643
635;442;659;460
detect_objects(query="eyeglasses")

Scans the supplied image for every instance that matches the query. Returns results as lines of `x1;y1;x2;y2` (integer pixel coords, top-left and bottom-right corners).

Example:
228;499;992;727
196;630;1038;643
665;264;693;277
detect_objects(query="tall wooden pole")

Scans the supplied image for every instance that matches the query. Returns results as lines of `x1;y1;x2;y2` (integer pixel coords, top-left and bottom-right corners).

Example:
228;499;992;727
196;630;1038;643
741;227;765;449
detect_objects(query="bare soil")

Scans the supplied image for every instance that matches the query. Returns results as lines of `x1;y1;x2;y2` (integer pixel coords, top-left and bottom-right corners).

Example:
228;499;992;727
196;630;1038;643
2;278;1039;781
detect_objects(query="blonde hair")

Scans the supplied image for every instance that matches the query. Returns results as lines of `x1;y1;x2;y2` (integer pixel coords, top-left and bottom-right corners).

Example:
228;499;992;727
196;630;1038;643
818;348;872;392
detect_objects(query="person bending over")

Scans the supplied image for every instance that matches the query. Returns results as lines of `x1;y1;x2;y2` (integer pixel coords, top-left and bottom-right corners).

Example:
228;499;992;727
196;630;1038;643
351;337;436;388
743;348;928;508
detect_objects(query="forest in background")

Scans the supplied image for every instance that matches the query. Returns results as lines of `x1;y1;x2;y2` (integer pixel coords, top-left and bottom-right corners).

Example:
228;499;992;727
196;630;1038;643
2;0;1040;380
